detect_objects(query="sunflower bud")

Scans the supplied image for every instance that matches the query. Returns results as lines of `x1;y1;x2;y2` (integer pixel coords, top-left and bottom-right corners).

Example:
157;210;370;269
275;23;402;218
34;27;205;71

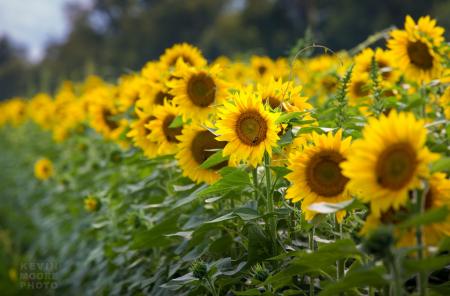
251;263;269;282
190;260;207;280
84;196;101;212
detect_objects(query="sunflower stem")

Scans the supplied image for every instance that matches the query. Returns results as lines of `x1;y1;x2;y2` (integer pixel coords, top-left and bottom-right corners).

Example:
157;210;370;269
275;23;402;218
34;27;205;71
264;152;277;251
416;187;428;296
388;251;403;296
334;215;345;282
309;226;315;296
252;167;259;202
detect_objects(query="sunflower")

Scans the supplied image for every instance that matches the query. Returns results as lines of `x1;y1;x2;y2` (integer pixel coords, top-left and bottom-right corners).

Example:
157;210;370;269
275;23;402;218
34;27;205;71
341;111;438;217
387;15;444;82
286;130;352;222
84;196;101;212
146;102;182;155
215;90;280;167
251;56;275;81
137;81;174;114
169;65;228;122
127;108;159;159
348;73;371;105
176;126;228;184
256;77;311;111
117;74;143;112
160;43;207;69
34;158;54;181
354;48;399;83
440;87;450;119
360;173;450;247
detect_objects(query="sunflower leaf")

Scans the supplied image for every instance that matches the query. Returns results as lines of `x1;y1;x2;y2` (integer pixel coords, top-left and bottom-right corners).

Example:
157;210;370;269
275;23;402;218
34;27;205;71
199;149;228;169
431;157;450;173
169;115;183;128
398;206;449;229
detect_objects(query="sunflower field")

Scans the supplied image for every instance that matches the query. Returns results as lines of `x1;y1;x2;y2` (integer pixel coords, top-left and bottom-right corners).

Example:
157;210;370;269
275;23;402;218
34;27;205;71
1;15;450;296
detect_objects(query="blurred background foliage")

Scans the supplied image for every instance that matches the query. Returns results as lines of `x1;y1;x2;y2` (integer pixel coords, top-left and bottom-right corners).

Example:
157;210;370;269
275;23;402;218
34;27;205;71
1;0;450;100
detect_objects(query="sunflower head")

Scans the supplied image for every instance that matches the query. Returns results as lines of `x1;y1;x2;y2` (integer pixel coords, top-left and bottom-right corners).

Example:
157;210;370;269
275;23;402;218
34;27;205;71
286;130;352;222
160;43;207;69
34;158;54;181
215;90;280;167
341;111;439;217
176;126;228;184
354;48;399;83
127;109;159;159
169;65;228;122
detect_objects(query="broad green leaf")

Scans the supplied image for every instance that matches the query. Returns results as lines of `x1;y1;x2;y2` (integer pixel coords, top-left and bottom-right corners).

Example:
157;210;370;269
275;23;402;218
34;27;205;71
319;266;388;296
197;168;250;197
200;149;228;169
270;166;291;178
275;112;304;124
234;207;260;221
398;206;448;229
403;255;450;274
431;157;450;173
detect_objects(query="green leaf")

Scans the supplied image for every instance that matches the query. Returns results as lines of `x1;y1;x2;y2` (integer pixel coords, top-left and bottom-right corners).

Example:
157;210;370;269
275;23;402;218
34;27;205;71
270;166;291;178
199;149;228;169
197;168;250;197
131;215;179;249
169;115;183;128
398;206;449;229
431;157;450;173
403;255;450;274
234;207;260;221
319;266;388;296
205;212;236;224
275;112;304;124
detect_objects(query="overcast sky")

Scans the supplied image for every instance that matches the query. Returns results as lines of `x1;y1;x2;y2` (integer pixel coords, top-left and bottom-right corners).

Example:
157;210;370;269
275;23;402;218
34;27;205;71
0;0;92;62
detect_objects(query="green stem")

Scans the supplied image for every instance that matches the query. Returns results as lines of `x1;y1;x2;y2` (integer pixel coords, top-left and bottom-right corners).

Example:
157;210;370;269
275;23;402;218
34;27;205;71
416;187;428;296
309;226;315;296
252;167;258;202
206;276;218;296
334;215;344;281
264;152;277;246
388;252;403;296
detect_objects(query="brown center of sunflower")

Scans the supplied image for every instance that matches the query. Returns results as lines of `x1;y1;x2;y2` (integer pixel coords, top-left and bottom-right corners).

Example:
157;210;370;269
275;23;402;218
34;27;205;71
154;91;174;105
187;73;216;107
264;96;282;109
352;81;369;97
102;109;119;130
144;116;156;136
191;130;227;170
322;77;338;92
258;65;267;76
235;110;268;146
376;143;417;190
380;207;409;224
407;40;433;70
305;150;349;197
162;115;182;143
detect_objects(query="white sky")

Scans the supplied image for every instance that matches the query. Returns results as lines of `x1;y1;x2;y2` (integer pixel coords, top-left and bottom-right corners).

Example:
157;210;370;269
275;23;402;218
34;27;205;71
0;0;92;62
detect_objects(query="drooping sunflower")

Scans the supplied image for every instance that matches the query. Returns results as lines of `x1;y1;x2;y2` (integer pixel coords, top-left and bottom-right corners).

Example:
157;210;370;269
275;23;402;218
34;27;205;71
127;109;159;159
146;102;182;155
387;15;444;82
341;111;438;217
34;158;54;181
354;48;399;83
286;130;352;222
215;90;280;167
169;65;228;122
160;43;207;69
176;126;228;184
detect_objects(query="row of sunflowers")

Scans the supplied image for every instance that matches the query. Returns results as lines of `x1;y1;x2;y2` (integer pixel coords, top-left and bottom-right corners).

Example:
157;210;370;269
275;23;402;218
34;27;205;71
1;15;450;295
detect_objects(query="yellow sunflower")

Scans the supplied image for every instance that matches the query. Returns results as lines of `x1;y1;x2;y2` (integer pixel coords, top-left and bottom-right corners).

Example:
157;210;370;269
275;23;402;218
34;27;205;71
117;74;143;112
146;102;182;155
440;87;450;119
286;130;352;222
354;48;399;83
169;65;228;122
360;173;450;247
348;73;371;105
137;81;174;114
387;15;444;82
176;126;228;184
127;108;159;159
250;56;275;81
215;90;280;167
84;196;101;212
341;111;438;217
160;43;207;69
256;77;311;111
34;158;54;181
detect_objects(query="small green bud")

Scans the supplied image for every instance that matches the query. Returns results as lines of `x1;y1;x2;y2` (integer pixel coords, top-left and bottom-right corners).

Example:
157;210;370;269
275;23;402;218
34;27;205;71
190;260;207;280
